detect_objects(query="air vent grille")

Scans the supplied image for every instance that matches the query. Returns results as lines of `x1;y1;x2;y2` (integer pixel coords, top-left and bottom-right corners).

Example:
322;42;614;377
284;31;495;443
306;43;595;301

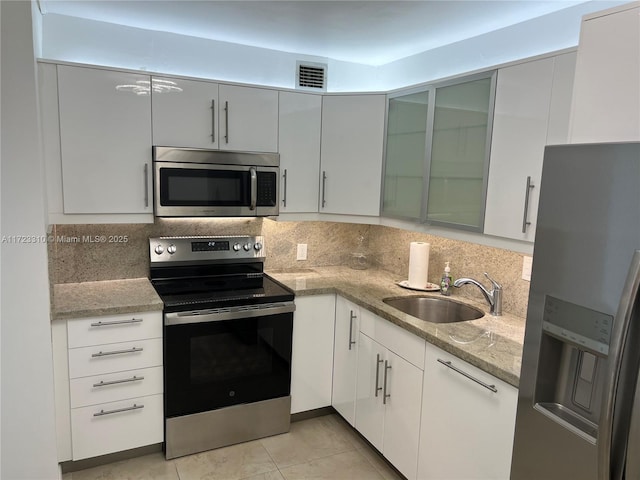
296;62;327;91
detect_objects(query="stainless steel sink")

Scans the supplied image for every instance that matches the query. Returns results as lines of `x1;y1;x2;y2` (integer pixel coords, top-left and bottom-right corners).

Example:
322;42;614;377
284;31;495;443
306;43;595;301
383;296;485;324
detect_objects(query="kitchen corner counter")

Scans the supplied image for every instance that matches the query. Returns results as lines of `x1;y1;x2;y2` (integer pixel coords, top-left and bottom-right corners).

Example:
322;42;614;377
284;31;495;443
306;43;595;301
52;278;163;320
268;266;525;388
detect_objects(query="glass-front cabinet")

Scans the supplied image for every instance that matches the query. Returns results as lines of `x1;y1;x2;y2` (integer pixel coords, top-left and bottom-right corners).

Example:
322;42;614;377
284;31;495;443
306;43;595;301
382;71;496;231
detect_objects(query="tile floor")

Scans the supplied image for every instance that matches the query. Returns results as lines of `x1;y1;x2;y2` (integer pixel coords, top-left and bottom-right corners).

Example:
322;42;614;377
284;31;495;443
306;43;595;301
63;414;405;480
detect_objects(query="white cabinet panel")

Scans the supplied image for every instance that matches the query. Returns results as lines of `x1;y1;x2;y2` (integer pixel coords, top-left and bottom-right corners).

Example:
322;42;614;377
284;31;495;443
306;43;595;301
57;65;152;214
152;77;219;149
546;52;577;145
332;296;360;425
355;332;386;452
219;84;278;152
278;91;322;213
291;295;336;414
67;311;162;348
418;342;518;480
320;95;385;216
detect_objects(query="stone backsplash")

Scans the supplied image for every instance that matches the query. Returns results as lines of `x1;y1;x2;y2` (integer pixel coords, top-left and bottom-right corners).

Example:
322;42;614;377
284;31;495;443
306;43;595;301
48;218;530;318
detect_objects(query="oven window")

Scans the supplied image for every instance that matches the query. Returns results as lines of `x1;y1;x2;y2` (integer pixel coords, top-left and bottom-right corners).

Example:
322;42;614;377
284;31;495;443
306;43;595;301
160;168;250;206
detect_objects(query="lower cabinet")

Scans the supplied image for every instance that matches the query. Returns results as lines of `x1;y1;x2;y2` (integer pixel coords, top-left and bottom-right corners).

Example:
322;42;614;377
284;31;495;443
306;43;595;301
291;295;336;414
417;342;518;480
355;310;425;480
332;296;360;425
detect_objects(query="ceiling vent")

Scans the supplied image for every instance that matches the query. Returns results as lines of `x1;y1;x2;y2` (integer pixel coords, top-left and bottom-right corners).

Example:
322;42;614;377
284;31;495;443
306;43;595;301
296;61;327;91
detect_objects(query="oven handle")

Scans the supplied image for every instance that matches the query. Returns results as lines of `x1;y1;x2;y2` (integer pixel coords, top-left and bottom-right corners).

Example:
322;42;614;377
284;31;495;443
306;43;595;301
164;301;296;326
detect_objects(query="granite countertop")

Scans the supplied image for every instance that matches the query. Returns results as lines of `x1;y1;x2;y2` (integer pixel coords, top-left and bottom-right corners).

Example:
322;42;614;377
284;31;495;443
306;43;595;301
268;266;524;388
52;278;163;320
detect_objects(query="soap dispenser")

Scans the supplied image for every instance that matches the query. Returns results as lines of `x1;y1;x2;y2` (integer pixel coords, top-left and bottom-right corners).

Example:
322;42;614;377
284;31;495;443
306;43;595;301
440;262;452;296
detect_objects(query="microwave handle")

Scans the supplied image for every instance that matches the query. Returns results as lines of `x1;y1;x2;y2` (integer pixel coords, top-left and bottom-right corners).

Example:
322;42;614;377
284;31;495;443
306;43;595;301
250;167;257;210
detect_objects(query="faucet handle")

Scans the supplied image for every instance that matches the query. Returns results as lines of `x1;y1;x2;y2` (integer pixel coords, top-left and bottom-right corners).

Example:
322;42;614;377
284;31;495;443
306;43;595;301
484;272;502;290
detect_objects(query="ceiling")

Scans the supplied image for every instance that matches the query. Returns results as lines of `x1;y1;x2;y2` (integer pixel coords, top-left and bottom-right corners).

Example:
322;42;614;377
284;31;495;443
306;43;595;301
39;0;590;66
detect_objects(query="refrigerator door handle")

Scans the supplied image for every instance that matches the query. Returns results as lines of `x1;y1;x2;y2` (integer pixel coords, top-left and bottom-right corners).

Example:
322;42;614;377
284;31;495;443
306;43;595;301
598;250;640;480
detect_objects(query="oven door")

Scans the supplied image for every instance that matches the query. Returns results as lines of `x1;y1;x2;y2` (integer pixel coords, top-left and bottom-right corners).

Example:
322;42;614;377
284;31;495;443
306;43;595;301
163;303;294;418
154;162;279;217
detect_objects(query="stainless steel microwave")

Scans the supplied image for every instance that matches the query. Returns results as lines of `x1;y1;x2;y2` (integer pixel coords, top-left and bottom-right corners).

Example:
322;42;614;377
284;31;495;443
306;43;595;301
153;147;279;217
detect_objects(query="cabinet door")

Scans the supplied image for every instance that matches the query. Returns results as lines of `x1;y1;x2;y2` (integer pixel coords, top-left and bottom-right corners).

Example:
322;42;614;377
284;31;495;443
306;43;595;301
152;77;219;149
418;342;518;480
57;65;152;214
355;332;386;451
219;85;278;152
278;92;321;213
290;295;336;414
383;350;423;480
484;58;554;241
332;296;360;425
320;95;385;216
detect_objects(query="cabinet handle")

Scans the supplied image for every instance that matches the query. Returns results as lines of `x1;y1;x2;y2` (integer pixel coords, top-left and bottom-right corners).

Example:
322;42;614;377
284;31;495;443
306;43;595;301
93;375;144;388
374;353;384;397
211;99;215;142
282;169;288;207
437;358;498;393
144;163;149;208
224;101;229;144
91;347;143;358
321;171;327;208
521;176;535;233
249;167;257;211
348;311;357;350
90;318;143;327
93;403;144;417
383;360;392;404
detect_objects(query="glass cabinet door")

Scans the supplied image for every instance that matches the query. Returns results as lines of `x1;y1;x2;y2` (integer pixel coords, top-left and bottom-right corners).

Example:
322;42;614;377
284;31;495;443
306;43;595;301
382;90;429;219
426;75;494;230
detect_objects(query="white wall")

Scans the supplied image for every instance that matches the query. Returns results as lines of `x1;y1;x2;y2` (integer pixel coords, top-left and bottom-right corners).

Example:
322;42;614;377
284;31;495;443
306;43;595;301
1;1;59;478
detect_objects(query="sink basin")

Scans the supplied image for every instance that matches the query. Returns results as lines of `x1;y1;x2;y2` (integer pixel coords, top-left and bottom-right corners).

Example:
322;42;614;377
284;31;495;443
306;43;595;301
383;296;484;324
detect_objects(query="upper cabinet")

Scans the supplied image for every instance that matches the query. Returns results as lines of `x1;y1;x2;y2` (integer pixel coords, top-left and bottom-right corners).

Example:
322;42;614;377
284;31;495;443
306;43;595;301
278;92;322;213
569;2;640;143
57;65;153;214
151;77;219;149
319;95;386;216
484;53;576;241
152;79;278;153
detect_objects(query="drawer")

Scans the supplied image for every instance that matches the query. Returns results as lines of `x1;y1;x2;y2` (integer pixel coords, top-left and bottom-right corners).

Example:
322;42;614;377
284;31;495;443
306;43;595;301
71;394;163;460
68;338;162;379
67;311;162;348
70;366;163;408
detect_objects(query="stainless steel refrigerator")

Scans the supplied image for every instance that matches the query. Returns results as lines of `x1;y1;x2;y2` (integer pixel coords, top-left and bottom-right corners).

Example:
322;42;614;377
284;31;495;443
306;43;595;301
511;142;640;480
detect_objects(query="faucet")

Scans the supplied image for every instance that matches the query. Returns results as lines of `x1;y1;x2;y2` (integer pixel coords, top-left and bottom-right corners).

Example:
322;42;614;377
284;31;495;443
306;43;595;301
453;272;503;316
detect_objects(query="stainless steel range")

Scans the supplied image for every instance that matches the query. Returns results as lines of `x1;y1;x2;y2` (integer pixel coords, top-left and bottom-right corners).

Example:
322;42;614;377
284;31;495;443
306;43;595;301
149;236;295;459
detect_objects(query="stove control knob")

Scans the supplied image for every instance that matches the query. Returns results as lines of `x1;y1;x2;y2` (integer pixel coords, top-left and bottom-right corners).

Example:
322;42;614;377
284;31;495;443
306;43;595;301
254;242;263;251
154;244;164;255
243;243;252;251
233;243;241;252
167;244;177;255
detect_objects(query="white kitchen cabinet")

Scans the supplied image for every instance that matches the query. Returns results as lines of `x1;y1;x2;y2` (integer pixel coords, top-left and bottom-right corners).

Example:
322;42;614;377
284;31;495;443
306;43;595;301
152;76;219;149
485;53;576;241
355;310;425;480
569;2;640;143
57;65;152;214
418;342;518;480
332;296;360;425
290;295;336;414
218;84;279;153
278;91;322;213
319;95;386;216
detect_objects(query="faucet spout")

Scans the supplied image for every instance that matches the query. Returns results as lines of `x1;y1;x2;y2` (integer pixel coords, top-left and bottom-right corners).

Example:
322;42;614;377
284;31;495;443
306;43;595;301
453;273;503;316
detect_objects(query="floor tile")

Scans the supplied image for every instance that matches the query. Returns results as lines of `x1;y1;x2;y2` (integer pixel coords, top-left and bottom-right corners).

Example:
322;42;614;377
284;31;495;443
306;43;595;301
356;446;404;480
240;470;286;480
66;452;178;480
260;414;357;469
174;440;278;480
279;450;385;480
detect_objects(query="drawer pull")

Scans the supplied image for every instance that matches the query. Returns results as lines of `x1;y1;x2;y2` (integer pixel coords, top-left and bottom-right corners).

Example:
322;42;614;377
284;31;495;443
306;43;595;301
91;347;143;358
90;318;143;327
93;403;144;417
437;358;498;393
93;375;144;388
